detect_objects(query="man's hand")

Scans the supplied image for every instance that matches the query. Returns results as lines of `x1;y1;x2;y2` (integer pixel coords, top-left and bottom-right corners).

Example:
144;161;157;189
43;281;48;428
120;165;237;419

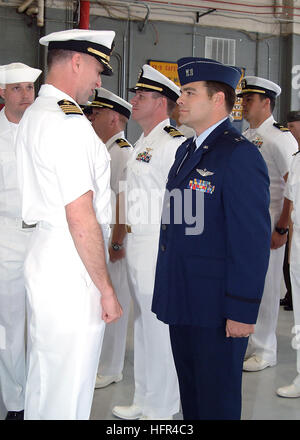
101;290;123;324
225;319;254;338
271;230;287;250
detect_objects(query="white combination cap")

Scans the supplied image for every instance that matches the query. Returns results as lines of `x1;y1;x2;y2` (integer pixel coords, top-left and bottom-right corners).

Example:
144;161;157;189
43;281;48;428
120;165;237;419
40;29;115;76
87;87;132;119
129;64;181;102
237;75;281;98
0;62;42;88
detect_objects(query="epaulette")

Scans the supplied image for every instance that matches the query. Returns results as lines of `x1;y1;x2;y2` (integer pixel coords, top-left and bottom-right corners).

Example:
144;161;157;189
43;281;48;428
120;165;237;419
164;125;184;138
57;99;83;116
273;122;290;132
293;150;300;156
115;138;131;148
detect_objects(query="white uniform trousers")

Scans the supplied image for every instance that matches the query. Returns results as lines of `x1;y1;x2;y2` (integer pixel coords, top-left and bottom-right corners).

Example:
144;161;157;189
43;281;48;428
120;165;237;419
289;227;300;387
126;233;180;419
24;225;105;420
98;256;131;376
246;210;285;364
0;223;32;411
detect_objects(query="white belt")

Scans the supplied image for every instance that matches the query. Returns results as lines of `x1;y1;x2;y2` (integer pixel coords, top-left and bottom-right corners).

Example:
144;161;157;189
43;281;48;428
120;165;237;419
0;215;36;229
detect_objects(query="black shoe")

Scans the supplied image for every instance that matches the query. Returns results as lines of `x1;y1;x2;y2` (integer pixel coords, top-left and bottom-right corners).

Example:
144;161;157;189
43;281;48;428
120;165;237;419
5;410;24;420
284;304;293;311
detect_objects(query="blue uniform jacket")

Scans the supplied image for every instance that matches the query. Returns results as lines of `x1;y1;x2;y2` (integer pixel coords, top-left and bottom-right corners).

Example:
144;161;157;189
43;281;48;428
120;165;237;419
152;118;271;327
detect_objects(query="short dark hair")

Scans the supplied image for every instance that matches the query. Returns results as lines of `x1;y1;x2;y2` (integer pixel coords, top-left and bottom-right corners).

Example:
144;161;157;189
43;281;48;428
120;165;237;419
204;81;236;113
47;49;75;70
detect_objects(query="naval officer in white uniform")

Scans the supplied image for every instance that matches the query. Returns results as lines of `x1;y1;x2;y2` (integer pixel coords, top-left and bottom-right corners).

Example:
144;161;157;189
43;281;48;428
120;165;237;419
0;63;41;421
277;110;300;398
239;76;298;372
15;29;122;420
85;88;133;389
112;65;185;420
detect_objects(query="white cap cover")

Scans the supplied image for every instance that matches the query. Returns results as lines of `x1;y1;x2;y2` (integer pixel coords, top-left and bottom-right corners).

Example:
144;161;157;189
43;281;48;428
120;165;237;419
238;75;281;98
130;64;181;102
0;62;42;88
88;87;132;119
40;29;115;76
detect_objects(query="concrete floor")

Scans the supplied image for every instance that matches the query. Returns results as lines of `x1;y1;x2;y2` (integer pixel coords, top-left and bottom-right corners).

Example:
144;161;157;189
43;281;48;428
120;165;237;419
90;305;300;421
1;302;299;420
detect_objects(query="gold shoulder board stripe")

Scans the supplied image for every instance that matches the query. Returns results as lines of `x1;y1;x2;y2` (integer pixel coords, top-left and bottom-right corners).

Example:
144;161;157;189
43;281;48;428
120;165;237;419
164;125;184;137
58;99;83;115
273;122;290;132
116;138;131;148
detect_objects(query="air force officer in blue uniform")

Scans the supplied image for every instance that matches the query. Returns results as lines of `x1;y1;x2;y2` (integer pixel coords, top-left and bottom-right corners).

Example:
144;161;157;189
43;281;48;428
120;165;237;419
152;58;271;420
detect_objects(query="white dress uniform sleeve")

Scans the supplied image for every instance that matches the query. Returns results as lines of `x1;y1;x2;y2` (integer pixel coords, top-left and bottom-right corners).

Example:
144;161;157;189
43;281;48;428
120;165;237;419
272;132;297;178
53;117;97;206
285;154;300;226
284;161;294;202
109;143;133;195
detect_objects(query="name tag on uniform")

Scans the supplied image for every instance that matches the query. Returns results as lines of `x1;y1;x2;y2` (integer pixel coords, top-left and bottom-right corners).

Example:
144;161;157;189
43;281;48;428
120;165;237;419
188;178;215;194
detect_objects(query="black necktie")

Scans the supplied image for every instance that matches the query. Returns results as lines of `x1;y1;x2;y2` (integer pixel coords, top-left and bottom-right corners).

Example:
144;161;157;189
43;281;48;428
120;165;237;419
176;140;196;175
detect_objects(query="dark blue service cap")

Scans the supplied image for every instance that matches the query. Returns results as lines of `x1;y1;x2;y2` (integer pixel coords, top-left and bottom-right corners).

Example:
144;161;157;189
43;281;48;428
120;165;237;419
177;57;242;90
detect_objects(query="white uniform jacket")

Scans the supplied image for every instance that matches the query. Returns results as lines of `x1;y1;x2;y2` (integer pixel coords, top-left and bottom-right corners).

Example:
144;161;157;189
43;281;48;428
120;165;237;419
244;115;297;365
15;84;111;420
126;119;186;234
243;115;297;213
0;107;33;411
98;132;133;377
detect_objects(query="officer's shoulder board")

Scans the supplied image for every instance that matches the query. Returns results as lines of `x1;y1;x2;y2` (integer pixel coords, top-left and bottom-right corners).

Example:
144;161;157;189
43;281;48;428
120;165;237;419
164;125;184;138
57;99;83;116
273;122;290;132
116;138;131;148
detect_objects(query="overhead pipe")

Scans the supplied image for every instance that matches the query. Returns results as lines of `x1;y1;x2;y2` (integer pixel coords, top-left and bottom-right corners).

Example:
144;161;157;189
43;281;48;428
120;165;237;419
17;0;44;27
26;6;38;16
17;0;35;13
79;0;90;29
37;0;44;27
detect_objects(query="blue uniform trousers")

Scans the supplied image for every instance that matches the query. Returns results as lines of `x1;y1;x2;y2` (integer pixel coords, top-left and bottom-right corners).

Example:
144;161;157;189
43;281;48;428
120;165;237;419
169;324;248;420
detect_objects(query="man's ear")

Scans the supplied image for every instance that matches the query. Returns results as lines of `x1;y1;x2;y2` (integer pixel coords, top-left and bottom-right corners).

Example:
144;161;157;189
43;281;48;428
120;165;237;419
0;87;6;101
70;52;82;73
213;91;225;107
263;96;271;110
111;110;120;126
160;95;168;110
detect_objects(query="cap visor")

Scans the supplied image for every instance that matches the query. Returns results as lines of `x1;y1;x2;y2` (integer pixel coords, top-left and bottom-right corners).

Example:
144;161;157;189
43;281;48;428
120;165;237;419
101;61;113;76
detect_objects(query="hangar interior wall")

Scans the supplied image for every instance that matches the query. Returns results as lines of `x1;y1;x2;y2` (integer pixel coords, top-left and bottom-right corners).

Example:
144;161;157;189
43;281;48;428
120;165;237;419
0;5;300;141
